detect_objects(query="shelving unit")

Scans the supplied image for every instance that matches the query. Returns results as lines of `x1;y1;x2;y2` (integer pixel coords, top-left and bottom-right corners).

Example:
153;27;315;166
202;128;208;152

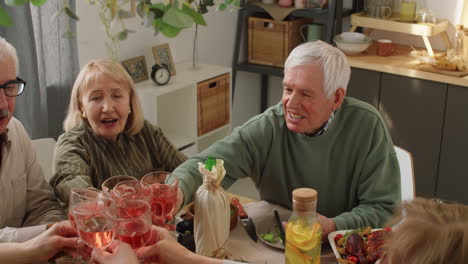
136;62;232;157
232;0;364;112
350;12;451;56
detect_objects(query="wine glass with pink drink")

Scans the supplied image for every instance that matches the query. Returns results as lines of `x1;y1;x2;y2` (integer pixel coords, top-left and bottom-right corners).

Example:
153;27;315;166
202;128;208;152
72;195;116;250
141;171;179;229
115;199;152;250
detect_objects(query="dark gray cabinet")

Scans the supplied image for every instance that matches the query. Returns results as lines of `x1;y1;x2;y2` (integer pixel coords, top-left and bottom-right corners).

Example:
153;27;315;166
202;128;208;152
347;68;380;109
348;67;468;203
379;73;447;198
437;85;468;204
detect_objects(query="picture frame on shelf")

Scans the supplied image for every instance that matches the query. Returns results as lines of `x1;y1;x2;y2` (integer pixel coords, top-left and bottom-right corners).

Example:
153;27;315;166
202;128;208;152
121;56;148;83
152;43;176;76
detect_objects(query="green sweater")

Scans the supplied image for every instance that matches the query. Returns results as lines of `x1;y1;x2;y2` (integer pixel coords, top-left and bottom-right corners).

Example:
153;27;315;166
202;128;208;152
50;120;187;206
174;97;401;229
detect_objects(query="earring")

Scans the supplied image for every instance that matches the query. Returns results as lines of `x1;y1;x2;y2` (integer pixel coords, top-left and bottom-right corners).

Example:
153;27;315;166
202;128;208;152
82;111;87;118
128;109;132;114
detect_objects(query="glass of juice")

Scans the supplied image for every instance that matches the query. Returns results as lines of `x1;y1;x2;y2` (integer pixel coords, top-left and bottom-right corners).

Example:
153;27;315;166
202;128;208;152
115;199;152;249
400;0;416;22
101;175;137;196
73;196;116;249
141;171;179;228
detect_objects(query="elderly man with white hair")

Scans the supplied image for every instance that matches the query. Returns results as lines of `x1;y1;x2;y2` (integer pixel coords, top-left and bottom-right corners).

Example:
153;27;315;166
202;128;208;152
0;36;67;243
174;40;401;238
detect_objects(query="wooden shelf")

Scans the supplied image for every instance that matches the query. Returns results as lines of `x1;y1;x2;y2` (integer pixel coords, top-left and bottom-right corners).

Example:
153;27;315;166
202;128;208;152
350;12;448;36
350;12;451;57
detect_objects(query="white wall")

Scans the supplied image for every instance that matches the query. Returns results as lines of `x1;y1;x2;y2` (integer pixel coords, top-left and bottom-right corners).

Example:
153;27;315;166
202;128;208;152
76;0;465;128
76;2;261;128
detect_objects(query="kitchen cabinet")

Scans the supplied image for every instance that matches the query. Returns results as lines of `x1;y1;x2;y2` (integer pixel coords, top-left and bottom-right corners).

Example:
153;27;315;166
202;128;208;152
346;68;380;109
136;62;232;157
348;67;463;201
437;85;468;204
379;73;447;198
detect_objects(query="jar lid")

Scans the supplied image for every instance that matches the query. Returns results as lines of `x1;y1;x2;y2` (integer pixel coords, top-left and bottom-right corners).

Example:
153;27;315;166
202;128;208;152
292;188;317;203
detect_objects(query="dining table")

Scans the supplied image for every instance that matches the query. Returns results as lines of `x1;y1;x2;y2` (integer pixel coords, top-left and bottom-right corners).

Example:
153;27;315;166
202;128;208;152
217;193;338;264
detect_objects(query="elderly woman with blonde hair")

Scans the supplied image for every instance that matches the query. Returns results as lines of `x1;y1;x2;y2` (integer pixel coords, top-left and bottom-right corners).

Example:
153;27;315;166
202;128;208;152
50;59;186;206
377;197;468;264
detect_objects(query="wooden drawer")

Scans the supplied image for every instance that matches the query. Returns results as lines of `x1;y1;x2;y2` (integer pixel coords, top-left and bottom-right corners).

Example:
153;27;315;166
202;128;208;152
248;16;310;67
197;73;230;136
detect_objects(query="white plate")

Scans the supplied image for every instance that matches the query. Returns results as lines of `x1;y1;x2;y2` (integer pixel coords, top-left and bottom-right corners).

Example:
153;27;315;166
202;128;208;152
254;213;289;250
328;229;382;263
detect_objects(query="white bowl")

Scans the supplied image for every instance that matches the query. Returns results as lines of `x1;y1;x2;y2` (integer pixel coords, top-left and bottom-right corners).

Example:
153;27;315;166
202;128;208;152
338;32;371;44
334;37;372;55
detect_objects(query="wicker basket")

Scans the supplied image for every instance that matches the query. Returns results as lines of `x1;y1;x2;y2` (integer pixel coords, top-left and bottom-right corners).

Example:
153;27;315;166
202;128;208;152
248;16;310;67
197;73;230;136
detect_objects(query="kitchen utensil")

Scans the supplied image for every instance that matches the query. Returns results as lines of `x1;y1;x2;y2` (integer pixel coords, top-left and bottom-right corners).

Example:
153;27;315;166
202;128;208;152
274;210;285;246
231;197;258;242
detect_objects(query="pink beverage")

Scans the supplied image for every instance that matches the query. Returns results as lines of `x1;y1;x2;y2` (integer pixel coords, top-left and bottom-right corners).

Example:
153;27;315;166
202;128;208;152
150;184;177;221
117;219;152;249
74;200;115;249
113;181;151;203
78;226;115;249
117;202;148;219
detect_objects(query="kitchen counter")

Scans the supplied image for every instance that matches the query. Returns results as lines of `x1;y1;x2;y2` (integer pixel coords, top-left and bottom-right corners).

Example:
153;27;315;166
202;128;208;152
347;44;468;88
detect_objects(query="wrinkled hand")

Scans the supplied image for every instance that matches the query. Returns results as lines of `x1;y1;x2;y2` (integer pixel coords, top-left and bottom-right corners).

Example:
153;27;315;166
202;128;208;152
22;221;82;262
136;225;221;264
91;240;139;264
317;213;336;240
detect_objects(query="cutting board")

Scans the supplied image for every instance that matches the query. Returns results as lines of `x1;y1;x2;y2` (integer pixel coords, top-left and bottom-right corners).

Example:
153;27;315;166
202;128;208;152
416;64;468;77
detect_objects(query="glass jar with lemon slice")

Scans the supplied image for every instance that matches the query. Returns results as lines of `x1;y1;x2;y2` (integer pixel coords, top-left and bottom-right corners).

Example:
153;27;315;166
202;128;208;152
285;188;322;264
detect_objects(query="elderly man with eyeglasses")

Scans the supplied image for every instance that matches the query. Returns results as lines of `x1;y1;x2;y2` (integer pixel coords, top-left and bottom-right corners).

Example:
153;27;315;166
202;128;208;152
0;37;67;244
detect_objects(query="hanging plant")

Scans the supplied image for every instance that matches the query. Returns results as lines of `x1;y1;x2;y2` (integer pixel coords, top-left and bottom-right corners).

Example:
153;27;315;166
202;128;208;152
0;0;239;37
0;0;238;59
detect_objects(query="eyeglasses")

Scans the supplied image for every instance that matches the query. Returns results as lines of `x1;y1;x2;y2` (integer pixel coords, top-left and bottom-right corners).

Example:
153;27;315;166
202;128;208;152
0;77;26;97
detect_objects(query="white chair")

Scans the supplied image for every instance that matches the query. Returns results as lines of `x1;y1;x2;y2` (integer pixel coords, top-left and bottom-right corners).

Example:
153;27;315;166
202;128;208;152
31;138;56;183
394;145;415;201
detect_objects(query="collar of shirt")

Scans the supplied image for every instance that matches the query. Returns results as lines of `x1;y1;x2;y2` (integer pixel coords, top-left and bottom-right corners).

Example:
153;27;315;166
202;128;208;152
302;111;335;137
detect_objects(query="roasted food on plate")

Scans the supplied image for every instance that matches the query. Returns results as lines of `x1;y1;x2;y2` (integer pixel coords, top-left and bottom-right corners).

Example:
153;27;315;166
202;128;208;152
333;227;392;264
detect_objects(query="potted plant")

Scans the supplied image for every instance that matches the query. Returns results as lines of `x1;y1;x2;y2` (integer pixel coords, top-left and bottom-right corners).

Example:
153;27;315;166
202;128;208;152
0;0;239;59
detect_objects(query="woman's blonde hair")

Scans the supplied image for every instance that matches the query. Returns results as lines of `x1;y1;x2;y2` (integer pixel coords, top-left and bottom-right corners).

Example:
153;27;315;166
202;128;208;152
63;59;144;135
384;198;468;264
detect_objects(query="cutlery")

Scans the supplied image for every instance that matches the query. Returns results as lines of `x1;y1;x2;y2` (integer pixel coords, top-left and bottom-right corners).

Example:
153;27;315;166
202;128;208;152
231;197;258;242
274;210;286;246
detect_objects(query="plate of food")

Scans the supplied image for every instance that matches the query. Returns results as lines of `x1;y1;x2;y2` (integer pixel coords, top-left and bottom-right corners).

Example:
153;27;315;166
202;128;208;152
328;227;392;264
255;213;289;250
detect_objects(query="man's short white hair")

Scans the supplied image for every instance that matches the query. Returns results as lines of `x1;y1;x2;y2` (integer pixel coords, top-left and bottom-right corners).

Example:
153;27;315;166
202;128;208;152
0;36;19;73
284;40;350;98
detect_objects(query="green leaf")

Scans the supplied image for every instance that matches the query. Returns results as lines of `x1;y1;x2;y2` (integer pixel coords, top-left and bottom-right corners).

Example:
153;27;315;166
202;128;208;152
224;0;233;4
118;30;128;40
30;0;48;6
205;156;216;171
217;3;227;11
0;6;14;26
155;18;182;38
181;3;206;26
162;7;193;29
5;0;29;6
150;3;169;12
64;6;79;21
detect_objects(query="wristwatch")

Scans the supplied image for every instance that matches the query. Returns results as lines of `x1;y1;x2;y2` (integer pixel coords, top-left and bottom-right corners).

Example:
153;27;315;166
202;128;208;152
151;63;171;85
